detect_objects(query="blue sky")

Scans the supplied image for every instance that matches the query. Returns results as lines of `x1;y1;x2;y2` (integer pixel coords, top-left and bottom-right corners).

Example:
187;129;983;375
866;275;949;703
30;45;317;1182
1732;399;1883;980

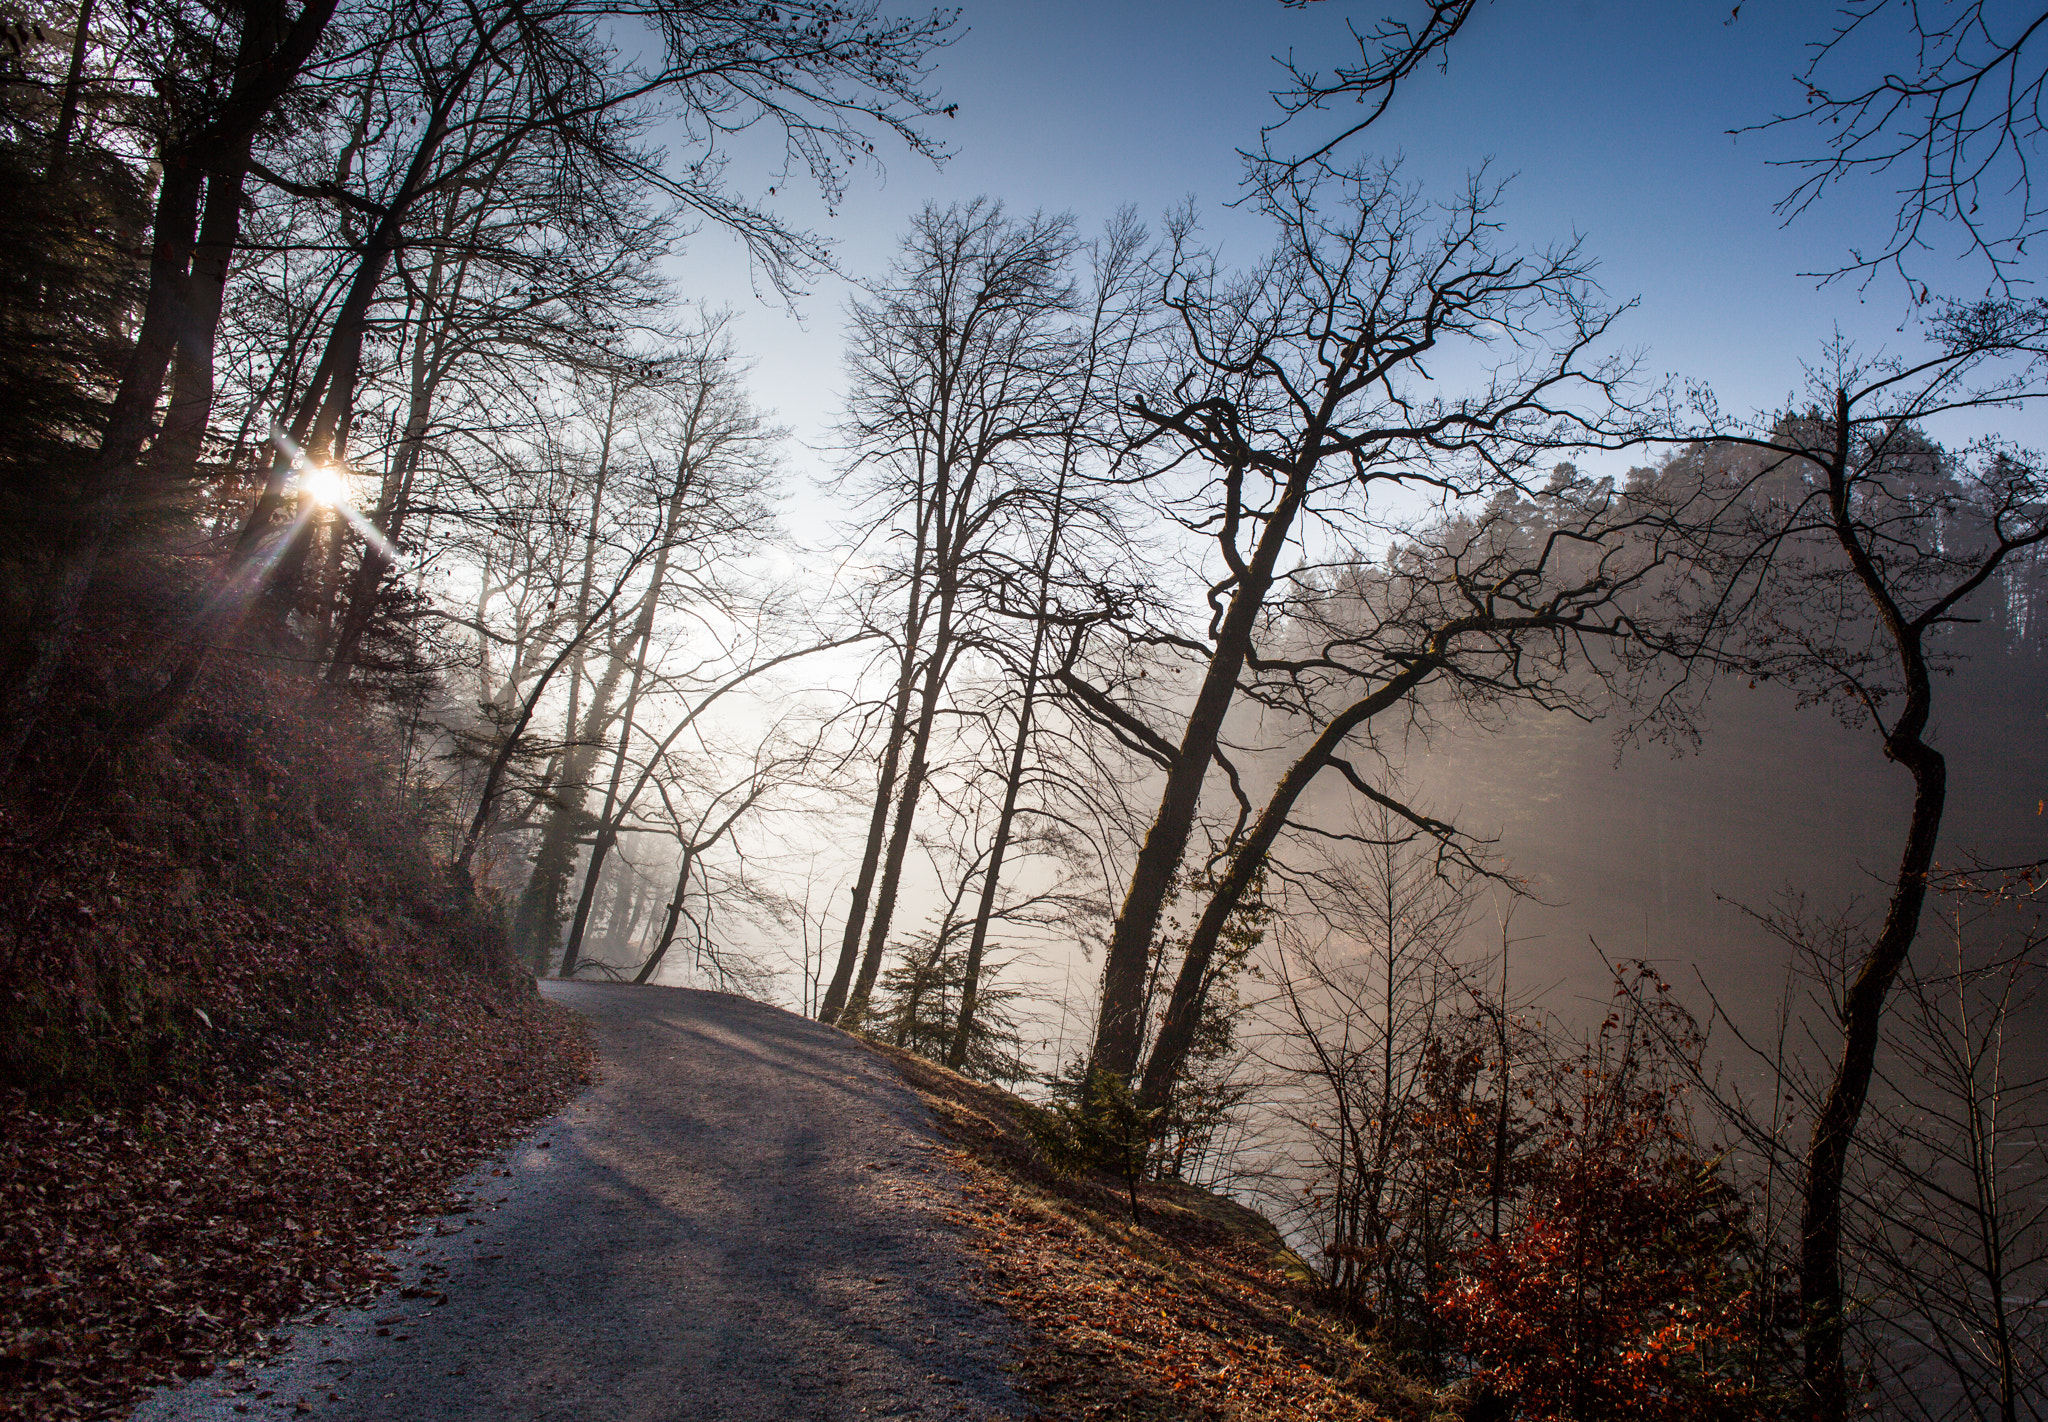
665;0;2038;499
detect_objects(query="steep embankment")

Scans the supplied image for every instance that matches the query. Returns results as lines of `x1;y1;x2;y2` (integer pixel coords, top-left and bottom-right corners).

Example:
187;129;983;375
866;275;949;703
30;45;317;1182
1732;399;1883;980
867;1042;1453;1422
0;636;592;1421
0;987;589;1421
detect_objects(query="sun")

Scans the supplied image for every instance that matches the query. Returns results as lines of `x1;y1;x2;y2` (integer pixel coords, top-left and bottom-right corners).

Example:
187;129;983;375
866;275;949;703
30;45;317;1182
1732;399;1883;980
300;465;350;508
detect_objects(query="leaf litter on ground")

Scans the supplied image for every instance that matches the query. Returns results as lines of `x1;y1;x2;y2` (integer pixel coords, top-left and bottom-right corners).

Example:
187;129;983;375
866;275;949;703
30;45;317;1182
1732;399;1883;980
862;1040;1454;1422
0;987;592;1422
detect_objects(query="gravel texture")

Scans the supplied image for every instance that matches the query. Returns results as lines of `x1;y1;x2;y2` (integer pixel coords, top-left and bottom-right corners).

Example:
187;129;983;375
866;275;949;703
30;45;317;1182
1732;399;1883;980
130;981;1027;1422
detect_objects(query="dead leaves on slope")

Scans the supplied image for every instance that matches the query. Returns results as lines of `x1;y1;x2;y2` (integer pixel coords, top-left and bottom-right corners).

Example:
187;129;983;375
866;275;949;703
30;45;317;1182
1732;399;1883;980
0;988;592;1421
865;1041;1447;1422
945;1167;1433;1422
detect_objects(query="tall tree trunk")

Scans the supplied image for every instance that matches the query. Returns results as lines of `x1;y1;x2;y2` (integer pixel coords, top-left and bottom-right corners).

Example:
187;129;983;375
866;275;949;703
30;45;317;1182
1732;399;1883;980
1798;390;1949;1422
309;506;347;656
321;421;420;688
512;718;600;969
632;846;697;985
818;492;941;1026
155;155;249;490
840;439;988;1028
949;436;1081;1069
322;243;462;687
947;646;1041;1070
516;605;640;966
252;275;377;625
840;602;957;1026
229;40;485;612
1090;470;1310;1078
558;483;685;977
554;686;647;979
1137;659;1435;1111
816;682;913;1024
554;394;729;978
509;382;625;842
452;571;638;880
48;0;95;171
599;862;642;960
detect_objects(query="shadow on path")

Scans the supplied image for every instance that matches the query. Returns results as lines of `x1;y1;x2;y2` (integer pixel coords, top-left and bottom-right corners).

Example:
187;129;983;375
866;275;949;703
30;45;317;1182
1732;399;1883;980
132;982;1025;1422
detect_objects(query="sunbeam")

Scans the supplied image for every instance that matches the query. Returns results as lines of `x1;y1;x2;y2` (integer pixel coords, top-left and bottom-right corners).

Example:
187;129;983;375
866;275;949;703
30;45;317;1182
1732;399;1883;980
335;502;400;562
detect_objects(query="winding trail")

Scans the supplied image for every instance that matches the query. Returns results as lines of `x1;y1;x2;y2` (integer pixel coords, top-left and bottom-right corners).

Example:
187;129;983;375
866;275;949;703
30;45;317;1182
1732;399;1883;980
133;981;1027;1422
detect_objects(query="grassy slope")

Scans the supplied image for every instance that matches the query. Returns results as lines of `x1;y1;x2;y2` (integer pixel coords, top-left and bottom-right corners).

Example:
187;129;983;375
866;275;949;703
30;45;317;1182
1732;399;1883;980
864;1040;1459;1422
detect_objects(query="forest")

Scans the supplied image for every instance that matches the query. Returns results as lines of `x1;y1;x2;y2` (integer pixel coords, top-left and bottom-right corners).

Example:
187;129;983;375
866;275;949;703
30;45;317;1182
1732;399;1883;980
0;0;2045;1419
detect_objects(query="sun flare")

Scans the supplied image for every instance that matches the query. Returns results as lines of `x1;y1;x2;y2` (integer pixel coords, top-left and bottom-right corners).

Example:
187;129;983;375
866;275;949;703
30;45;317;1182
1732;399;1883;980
300;465;350;508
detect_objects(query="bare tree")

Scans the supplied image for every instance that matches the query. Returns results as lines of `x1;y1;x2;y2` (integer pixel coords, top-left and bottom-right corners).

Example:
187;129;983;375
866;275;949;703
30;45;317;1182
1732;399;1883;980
1252;0;1480;185
946;212;1156;1069
555;629;864;977
1674;310;2048;1419
1751;1;2048;292
1134;467;1727;1115
311;125;676;690
817;200;1084;1026
1077;160;1657;1085
1258;0;2048;295
451;528;659;880
1855;877;2048;1422
626;729;825;985
1267;803;1481;1346
1671;866;2048;1422
514;340;777;970
0;0;961;775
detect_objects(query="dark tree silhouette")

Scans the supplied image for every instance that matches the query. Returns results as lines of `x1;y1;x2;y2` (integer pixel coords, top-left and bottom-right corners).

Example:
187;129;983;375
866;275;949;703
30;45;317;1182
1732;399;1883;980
1258;0;2048;293
1751;1;2048;292
1686;305;2048;1421
1080;161;1656;1084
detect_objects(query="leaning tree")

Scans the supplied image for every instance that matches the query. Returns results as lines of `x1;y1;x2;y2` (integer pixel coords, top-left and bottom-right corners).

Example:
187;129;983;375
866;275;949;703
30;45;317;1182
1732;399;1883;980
1075;160;1662;1086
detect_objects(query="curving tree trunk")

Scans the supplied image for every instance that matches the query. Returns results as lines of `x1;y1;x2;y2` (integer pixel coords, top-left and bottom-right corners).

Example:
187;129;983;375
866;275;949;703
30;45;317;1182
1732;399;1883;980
1136;657;1437;1110
1795;390;1951;1421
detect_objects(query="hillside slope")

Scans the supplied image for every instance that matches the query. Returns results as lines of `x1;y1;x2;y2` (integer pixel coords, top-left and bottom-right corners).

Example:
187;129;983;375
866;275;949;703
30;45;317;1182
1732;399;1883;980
0;622;593;1421
866;1041;1456;1422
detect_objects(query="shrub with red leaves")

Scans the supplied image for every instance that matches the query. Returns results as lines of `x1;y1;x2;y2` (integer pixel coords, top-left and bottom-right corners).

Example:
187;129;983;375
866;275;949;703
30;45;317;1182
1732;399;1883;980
1431;967;1796;1421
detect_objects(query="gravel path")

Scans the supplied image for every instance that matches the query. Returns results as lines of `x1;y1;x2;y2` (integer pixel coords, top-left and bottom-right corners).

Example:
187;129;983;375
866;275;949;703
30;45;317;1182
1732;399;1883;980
132;981;1027;1422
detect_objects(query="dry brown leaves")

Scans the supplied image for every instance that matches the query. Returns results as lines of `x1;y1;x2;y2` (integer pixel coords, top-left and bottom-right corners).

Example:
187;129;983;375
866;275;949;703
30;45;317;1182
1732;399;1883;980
0;987;592;1422
865;1042;1451;1422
